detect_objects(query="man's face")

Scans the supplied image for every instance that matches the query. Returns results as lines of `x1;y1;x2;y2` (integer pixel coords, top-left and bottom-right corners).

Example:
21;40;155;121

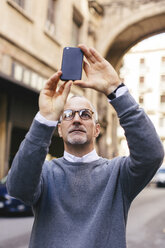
58;97;100;150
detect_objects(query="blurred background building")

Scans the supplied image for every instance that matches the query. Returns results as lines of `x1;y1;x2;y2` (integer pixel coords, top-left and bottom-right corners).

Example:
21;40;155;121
0;0;165;179
119;34;165;156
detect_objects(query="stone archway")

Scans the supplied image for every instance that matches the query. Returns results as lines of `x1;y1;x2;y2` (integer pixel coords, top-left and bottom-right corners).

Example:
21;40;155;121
95;0;165;158
97;2;165;68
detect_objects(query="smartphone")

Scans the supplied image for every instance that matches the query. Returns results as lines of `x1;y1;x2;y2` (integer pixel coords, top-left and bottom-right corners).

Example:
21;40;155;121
60;47;83;81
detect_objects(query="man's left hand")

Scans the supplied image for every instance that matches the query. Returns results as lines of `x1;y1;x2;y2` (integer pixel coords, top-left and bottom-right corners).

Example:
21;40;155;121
73;44;121;95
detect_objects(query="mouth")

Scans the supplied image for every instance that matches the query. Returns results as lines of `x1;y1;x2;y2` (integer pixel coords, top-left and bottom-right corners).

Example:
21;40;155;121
69;129;86;134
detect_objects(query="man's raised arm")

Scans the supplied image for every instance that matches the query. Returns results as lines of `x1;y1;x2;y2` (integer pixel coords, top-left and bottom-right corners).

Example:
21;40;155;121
74;44;164;199
7;71;72;205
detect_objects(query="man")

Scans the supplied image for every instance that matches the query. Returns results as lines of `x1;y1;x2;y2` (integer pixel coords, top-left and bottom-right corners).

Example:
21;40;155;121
7;44;164;248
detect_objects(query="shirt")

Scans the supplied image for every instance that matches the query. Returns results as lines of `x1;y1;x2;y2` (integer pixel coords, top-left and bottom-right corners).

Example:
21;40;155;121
64;150;100;163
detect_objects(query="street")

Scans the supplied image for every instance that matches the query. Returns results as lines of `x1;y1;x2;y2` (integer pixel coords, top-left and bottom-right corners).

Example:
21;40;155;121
127;186;165;247
0;215;33;248
0;186;165;248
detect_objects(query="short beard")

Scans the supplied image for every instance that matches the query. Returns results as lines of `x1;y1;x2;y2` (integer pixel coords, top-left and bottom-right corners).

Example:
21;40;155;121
67;135;87;145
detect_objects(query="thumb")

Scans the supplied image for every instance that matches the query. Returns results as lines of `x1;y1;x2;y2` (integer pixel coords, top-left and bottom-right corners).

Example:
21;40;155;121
73;80;89;88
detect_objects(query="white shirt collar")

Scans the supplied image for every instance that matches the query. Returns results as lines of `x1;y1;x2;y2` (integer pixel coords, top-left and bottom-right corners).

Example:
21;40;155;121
64;149;100;163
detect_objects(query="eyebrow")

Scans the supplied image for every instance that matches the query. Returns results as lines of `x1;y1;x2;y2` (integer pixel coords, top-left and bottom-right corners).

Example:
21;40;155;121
63;108;93;111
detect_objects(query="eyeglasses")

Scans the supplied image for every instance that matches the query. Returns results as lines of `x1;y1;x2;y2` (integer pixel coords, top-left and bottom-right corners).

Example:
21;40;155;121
60;109;94;121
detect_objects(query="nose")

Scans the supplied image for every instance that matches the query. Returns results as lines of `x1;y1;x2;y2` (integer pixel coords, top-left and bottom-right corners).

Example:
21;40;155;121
72;112;82;123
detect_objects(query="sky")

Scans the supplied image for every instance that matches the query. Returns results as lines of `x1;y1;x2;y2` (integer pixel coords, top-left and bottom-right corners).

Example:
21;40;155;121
131;32;165;51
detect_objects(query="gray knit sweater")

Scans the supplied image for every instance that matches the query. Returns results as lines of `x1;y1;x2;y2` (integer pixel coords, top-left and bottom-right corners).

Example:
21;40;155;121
7;91;164;248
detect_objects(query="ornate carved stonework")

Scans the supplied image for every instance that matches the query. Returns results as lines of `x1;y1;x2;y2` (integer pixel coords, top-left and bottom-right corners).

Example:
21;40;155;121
101;0;164;9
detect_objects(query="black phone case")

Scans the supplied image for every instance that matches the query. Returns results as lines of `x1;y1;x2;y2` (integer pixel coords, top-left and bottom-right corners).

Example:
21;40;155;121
60;47;83;81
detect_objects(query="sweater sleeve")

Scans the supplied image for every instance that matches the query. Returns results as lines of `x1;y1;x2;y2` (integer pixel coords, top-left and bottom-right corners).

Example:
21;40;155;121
110;90;164;201
6;119;55;205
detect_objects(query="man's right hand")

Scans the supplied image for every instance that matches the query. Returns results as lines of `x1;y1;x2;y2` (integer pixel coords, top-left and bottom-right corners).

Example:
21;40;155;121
39;70;72;121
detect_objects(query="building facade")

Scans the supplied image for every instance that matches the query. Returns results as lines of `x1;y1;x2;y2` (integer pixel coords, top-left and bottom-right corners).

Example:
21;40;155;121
0;0;165;179
119;34;165;156
0;0;105;178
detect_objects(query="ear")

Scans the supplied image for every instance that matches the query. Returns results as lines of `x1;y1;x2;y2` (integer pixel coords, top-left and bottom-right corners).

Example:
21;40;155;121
94;123;100;138
58;123;63;138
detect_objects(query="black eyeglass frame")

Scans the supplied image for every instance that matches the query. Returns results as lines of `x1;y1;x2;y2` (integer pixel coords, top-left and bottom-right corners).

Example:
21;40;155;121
60;109;94;122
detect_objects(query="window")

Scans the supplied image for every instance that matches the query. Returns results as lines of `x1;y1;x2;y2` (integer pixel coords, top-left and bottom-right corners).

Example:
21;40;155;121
140;58;145;65
139;76;145;84
12;0;25;9
8;0;32;19
46;0;57;35
160;94;165;104
160;75;165;82
139;96;144;104
139;58;145;68
72;8;83;46
161;56;165;64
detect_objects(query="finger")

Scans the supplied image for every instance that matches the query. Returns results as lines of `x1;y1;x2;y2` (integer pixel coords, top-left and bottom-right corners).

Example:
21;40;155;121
89;48;103;63
44;71;62;91
73;80;89;88
58;81;72;98
83;60;90;75
62;81;72;100
78;44;96;64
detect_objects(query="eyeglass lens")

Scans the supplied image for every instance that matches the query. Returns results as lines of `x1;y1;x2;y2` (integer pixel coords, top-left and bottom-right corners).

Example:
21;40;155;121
62;109;93;121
